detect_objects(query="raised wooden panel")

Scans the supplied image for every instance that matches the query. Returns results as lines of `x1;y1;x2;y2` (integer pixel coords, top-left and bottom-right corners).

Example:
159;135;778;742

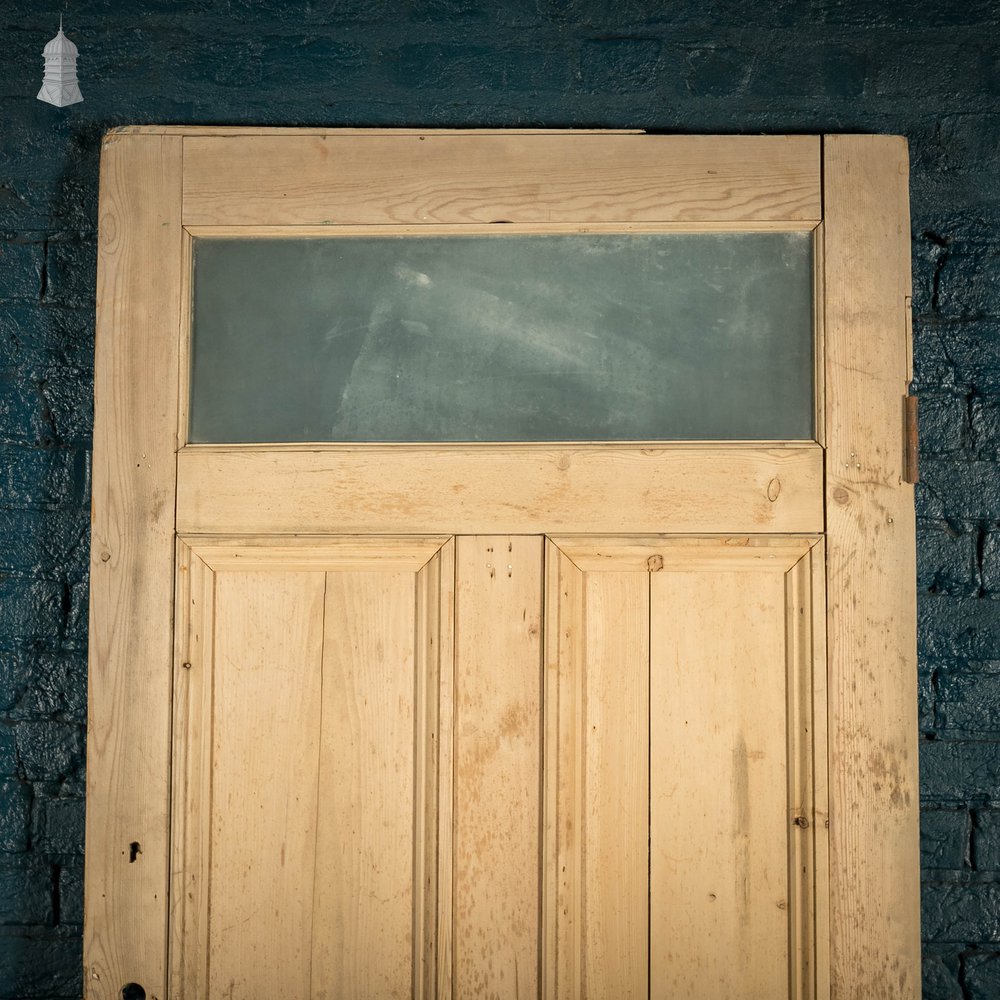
650;569;787;998
182;133;821;227
312;571;419;997
175;445;824;536
582;569;649;997
86;133;183;1000
545;537;827;1000
209;568;325;998
452;536;543;999
823;135;920;999
169;539;450;1000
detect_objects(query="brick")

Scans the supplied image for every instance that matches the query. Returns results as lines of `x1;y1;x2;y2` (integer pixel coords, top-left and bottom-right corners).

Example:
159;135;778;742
918;390;967;455
0;653;33;714
579;38;663;95
817;0;1000;27
32;797;84;856
976;809;1000;870
0;369;48;446
257;35;369;88
966;949;1000;999
919;596;1000;660
40;238;96;310
0;779;30;852
934;115;1000;174
683;46;745;97
0;181;59;233
745;44;867;100
0;240;43;302
4;651;86;723
917;460;1000;519
0;576;64;646
0;858;52;925
921;739;1000;802
917;521;978;595
35;367;92;449
0;509;89;578
923;880;1000;943
0;445;89;511
63;579;88;649
385;42;570;92
919;667;936;733
57;862;82;926
973;399;1000;459
14;723;83;782
936;249;1000;320
938;667;1000;736
873;43;983;99
922;808;970;870
0;928;82;997
984;532;1000;594
913;321;1000;394
0;305;95;373
0;726;15;775
921;945;964;1000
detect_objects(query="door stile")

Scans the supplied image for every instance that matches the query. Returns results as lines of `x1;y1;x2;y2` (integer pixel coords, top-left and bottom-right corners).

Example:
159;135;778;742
822;134;919;998
168;540;215;999
87;131;184;1000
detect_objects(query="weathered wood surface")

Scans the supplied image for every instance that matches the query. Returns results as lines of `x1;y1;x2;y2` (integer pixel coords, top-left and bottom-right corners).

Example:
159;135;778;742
85;133;182;1000
183;133;821;226
176;445;825;536
823;134;920;998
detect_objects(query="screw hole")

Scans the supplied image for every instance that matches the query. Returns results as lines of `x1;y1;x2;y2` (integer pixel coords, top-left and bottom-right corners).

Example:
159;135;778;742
122;985;146;1000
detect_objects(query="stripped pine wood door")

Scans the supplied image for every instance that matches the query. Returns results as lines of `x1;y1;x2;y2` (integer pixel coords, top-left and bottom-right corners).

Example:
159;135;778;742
88;130;918;1000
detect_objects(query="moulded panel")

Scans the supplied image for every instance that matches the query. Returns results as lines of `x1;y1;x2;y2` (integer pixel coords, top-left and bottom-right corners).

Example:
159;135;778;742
169;539;452;1000
544;536;826;1000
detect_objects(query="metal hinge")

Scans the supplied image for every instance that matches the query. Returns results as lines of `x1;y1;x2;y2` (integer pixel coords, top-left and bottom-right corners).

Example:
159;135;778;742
903;394;919;484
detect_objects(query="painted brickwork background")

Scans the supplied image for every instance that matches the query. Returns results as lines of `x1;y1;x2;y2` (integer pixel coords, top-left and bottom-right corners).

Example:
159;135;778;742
0;1;998;997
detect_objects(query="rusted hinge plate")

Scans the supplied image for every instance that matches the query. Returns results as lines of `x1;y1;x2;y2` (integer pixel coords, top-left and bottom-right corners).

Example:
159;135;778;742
903;394;919;484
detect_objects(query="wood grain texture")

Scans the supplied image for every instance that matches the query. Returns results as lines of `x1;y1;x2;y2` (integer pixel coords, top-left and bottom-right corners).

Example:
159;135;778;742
582;571;650;998
168;544;214;999
453;536;543;999
543;541;586;1000
312;571;417;999
416;542;455;1000
551;533;815;572
209;571;325;999
823;135;920;999
650;568;791;999
179;534;447;571
85;133;183;1000
182;133;820;226
169;540;453;999
176;445;824;536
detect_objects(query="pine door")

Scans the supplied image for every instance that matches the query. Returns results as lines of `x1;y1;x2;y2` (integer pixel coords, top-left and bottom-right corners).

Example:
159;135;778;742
86;130;919;1000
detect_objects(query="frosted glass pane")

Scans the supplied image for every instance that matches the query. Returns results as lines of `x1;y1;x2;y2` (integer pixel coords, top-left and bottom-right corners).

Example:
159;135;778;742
189;233;813;443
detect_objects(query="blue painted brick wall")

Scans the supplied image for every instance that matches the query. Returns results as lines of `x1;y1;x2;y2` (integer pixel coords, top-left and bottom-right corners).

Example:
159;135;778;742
1;1;998;997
